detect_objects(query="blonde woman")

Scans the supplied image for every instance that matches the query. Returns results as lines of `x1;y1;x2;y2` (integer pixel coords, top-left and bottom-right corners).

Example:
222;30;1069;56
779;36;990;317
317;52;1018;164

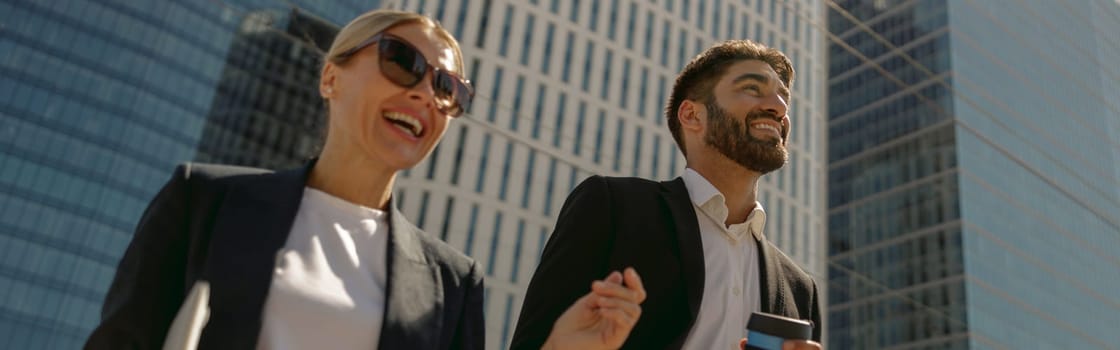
86;10;644;350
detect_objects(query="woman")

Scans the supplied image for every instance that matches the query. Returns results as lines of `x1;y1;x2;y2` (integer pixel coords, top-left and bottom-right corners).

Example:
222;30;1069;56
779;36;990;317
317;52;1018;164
85;10;644;350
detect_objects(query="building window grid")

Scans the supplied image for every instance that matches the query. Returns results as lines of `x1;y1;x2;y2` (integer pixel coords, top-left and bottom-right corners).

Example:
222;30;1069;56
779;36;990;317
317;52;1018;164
632;127;643;176
607;0;620;41
511;220;525;282
643;10;654;59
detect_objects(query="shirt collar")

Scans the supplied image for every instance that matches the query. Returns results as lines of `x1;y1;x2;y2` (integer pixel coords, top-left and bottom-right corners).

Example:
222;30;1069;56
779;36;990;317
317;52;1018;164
682;168;767;241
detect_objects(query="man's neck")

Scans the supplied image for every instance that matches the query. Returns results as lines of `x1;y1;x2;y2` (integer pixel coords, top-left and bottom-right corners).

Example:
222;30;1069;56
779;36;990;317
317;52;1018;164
687;156;763;226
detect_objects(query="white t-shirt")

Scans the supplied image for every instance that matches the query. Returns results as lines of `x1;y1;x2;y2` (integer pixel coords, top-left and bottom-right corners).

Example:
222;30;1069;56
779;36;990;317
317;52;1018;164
257;188;389;350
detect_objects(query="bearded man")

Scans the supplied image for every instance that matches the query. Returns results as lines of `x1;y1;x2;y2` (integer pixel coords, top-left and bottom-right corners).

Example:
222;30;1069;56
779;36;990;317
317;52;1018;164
511;40;823;350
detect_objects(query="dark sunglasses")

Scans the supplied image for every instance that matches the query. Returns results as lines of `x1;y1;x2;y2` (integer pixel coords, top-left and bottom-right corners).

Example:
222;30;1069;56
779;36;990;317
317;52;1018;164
336;33;474;117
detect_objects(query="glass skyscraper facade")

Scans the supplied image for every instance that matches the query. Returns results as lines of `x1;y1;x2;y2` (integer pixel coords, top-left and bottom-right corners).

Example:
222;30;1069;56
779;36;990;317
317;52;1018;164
0;1;373;348
827;0;1120;349
1;0;830;349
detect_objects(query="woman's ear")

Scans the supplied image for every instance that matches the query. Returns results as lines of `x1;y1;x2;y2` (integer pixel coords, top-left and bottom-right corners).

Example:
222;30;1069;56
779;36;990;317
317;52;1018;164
320;62;337;99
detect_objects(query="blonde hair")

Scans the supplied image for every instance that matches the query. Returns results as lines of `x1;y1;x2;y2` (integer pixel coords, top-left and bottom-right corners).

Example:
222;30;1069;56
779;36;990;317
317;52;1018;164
324;9;464;74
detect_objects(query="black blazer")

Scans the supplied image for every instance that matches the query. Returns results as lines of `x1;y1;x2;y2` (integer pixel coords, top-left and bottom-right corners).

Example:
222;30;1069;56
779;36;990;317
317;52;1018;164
85;162;484;349
510;176;821;349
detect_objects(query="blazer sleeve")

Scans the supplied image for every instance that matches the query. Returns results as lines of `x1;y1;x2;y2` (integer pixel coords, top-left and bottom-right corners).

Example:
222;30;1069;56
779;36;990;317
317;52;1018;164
85;165;193;349
509;176;616;350
451;261;486;350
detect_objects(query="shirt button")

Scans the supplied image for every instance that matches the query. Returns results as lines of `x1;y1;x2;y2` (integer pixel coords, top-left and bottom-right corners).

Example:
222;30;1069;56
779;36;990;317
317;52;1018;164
733;287;741;296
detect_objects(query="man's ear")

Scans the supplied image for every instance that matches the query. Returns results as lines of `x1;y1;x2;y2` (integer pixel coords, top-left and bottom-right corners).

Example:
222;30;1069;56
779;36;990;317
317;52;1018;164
678;99;705;133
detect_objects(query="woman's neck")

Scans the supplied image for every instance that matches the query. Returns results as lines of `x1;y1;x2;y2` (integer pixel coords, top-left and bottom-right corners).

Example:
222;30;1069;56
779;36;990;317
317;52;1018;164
307;147;396;210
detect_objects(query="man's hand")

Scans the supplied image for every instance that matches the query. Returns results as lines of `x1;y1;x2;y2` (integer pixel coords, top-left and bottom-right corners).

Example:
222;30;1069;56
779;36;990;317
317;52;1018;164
542;268;646;350
739;337;822;350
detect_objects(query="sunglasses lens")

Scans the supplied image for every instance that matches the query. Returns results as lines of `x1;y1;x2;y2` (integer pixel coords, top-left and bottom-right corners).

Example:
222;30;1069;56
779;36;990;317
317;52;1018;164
379;39;425;86
431;71;473;117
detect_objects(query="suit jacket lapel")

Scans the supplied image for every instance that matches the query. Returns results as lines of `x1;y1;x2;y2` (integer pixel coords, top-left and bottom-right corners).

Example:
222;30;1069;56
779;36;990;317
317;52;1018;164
660;178;705;326
198;164;310;349
756;238;784;315
378;205;442;349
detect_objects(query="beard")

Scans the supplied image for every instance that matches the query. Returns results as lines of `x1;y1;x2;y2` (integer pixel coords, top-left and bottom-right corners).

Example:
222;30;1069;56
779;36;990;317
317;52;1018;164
703;102;789;174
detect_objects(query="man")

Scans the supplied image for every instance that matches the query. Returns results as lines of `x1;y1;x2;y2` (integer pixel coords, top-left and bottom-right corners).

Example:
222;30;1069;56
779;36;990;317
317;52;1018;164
510;40;822;350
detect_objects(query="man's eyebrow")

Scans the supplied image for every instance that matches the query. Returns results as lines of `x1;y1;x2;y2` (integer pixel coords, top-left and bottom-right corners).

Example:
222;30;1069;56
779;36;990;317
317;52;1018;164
732;73;791;97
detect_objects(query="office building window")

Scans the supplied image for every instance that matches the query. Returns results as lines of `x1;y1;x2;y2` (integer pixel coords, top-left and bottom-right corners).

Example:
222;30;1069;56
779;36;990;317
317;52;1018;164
613;118;625;172
475;134;492;193
625;2;637;49
619;58;631;110
594;110;606;164
581;41;595;92
499;5;514;56
532;84;546;139
487;212;503;275
541;22;555;74
553;93;567;147
520;14;536;66
521;150;536;209
465;204;479;254
475;0;492;48
632;127;643;176
510;75;525;131
487;68;504;122
450;126;468;185
561;32;575;83
439;197;454;240
574;101;587;156
499;142;514;200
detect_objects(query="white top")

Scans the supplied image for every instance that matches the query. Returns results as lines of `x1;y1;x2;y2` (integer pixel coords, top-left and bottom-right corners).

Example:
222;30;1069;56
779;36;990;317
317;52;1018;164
680;168;766;350
257;188;389;350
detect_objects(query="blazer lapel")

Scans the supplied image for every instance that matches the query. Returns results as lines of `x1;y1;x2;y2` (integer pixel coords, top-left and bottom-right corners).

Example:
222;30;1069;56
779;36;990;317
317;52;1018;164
660;178;705;325
198;164;311;349
378;205;442;349
756;238;784;315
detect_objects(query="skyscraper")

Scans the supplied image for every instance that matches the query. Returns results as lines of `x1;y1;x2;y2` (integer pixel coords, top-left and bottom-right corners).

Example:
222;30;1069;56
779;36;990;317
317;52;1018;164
0;1;375;348
0;0;829;348
827;0;1120;348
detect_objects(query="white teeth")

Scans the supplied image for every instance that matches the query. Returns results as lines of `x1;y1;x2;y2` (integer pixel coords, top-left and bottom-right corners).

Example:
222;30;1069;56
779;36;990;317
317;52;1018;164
384;112;423;137
752;123;780;133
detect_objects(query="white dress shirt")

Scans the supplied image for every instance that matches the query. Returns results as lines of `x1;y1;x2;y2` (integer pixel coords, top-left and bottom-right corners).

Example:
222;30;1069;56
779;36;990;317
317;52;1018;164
680;168;767;350
257;188;389;350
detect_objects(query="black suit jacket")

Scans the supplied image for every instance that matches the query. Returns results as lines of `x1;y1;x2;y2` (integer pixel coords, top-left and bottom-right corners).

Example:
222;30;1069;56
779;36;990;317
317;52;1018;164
510;176;821;349
85;162;484;349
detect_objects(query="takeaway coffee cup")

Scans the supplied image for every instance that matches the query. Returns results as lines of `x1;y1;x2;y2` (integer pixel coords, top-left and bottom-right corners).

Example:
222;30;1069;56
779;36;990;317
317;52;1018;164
744;312;813;350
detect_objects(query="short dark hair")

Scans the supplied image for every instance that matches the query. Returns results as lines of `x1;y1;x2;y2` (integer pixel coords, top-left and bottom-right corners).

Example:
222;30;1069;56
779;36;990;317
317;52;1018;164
665;40;793;156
